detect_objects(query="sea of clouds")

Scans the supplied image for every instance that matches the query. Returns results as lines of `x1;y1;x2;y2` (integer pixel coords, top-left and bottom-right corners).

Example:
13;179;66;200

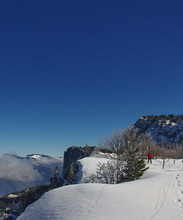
0;153;62;195
0;154;42;183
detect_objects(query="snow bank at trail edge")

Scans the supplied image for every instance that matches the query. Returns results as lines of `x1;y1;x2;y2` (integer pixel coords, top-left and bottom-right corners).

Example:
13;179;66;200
17;157;183;220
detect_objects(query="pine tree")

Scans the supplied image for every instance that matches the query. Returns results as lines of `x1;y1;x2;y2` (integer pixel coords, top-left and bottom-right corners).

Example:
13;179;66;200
98;127;149;184
49;166;63;189
124;146;148;181
67;162;76;183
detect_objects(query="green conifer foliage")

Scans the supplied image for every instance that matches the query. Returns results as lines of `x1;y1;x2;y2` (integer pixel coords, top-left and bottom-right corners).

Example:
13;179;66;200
49;166;63;189
124;146;148;181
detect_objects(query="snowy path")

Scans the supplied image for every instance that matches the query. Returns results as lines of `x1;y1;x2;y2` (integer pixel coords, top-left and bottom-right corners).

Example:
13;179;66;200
18;159;183;220
148;162;183;220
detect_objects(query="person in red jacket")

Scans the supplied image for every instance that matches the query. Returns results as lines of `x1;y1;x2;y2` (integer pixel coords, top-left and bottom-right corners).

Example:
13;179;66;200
147;153;152;164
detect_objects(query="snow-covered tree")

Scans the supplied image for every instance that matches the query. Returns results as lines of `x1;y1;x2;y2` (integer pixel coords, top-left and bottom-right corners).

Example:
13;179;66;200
97;127;148;183
97;160;125;184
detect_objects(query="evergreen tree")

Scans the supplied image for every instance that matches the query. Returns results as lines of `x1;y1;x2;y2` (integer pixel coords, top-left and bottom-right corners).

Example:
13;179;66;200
67;162;76;184
124;146;148;181
98;127;149;184
49;166;63;189
0;201;6;217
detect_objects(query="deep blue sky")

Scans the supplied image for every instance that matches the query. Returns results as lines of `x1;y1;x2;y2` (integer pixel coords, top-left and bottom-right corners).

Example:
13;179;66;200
1;1;183;157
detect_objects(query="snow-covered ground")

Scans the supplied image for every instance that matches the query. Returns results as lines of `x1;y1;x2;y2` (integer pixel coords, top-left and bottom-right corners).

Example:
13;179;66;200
18;157;183;220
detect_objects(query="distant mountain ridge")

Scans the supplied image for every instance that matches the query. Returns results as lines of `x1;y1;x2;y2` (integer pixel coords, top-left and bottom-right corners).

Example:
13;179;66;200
26;154;54;160
133;114;183;146
0;153;63;196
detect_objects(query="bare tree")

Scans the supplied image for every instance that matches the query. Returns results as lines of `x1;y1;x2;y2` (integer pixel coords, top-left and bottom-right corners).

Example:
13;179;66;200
138;133;153;158
178;144;183;158
96;159;125;184
156;145;173;169
98;128;124;159
151;143;182;168
97;127;148;184
160;149;170;169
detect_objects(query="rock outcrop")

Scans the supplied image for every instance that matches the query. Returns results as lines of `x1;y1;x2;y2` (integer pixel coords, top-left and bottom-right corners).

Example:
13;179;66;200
133;115;183;146
63;146;95;181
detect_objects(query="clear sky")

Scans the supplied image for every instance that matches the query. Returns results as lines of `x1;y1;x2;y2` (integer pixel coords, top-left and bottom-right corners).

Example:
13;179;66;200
0;1;183;157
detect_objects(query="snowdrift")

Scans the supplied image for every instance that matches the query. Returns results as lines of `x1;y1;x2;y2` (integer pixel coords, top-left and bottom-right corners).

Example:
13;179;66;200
18;157;183;220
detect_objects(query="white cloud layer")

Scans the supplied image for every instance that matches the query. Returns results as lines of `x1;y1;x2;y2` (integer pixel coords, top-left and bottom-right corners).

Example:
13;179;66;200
0;154;42;182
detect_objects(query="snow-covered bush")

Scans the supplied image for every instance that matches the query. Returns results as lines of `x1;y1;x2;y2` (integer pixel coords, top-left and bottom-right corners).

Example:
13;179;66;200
97;128;148;184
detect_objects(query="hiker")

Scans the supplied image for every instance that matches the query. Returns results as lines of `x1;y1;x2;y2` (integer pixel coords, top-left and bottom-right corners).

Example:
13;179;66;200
147;153;152;164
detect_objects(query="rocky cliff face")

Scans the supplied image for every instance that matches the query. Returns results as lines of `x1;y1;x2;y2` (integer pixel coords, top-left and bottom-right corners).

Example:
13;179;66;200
63;146;95;181
133;115;183;146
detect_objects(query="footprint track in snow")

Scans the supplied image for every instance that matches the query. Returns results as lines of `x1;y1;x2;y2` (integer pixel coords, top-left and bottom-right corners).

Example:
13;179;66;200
87;187;104;215
174;173;183;209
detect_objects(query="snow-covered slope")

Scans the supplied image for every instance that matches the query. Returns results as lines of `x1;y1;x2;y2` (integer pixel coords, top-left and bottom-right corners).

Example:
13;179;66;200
18;156;183;220
0;154;63;195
